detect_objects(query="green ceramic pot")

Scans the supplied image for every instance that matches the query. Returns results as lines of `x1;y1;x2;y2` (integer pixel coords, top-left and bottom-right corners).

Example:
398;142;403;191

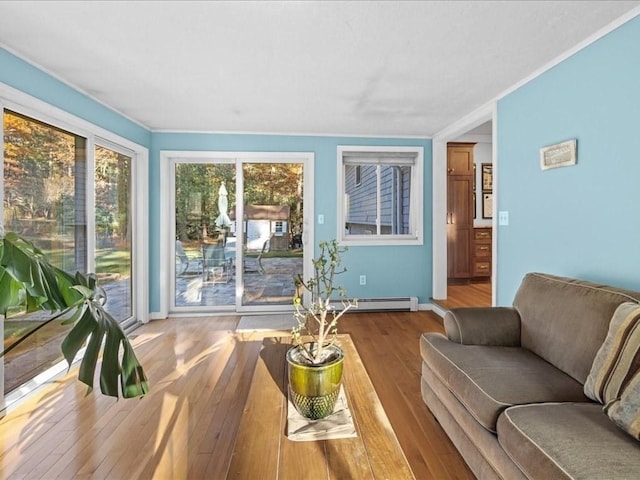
286;343;344;420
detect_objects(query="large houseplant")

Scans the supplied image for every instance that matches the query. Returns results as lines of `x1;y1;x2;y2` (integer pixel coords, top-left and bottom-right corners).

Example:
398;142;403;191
288;239;357;419
0;231;148;399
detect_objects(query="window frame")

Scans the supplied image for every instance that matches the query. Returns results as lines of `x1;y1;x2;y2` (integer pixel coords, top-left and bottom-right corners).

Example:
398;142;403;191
337;145;423;246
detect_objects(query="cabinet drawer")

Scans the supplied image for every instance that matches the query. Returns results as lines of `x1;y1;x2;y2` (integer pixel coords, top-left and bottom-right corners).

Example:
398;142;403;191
474;228;492;242
473;261;491;277
474;244;491;257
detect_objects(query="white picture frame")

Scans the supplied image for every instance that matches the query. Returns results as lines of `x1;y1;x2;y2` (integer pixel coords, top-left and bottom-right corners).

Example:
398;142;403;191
482;193;493;219
540;139;577;171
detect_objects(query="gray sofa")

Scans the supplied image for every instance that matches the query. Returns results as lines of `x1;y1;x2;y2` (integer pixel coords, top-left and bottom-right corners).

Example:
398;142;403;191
420;272;640;479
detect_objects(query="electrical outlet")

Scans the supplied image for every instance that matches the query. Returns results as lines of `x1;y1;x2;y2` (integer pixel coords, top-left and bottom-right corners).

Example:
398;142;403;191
359;275;366;285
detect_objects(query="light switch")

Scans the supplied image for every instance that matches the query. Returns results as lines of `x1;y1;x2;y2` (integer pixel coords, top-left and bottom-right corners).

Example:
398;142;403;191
318;214;324;224
498;211;509;226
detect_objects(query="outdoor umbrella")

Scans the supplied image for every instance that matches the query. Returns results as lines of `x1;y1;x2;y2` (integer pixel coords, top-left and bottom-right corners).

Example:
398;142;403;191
214;182;232;228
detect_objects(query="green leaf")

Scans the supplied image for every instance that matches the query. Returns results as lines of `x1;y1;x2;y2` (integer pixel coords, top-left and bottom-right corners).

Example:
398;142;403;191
99;317;124;397
60;307;83;326
41;262;69;307
1;231;149;399
1;237;35;284
0;269;23;314
78;322;109;397
71;285;94;300
57;268;82;307
121;341;149;398
61;307;96;367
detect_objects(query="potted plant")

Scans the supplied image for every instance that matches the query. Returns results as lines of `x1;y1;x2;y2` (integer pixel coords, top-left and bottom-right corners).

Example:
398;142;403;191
288;239;357;420
0;230;148;399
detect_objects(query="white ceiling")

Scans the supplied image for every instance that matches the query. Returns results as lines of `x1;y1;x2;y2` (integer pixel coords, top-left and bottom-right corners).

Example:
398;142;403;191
0;1;638;137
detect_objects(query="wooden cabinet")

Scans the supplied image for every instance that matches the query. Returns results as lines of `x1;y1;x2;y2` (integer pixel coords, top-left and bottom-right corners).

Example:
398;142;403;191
447;143;474;280
472;228;492;278
447;143;492;282
447;143;475;176
447;176;473;279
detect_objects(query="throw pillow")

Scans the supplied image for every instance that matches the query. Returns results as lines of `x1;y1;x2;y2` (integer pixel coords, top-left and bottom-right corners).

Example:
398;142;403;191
605;369;640;440
584;302;640;404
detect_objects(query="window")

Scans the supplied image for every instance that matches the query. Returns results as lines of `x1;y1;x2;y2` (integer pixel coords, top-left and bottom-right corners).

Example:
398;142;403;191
337;146;423;246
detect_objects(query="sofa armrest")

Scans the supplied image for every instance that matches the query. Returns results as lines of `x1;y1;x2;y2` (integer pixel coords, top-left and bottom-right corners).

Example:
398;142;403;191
444;307;521;346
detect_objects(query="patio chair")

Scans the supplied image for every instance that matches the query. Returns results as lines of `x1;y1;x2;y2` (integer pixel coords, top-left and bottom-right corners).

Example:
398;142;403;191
244;239;268;274
176;240;203;276
202;243;233;283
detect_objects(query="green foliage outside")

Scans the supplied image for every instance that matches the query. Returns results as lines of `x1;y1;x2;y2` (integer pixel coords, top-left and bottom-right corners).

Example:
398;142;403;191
175;162;304;243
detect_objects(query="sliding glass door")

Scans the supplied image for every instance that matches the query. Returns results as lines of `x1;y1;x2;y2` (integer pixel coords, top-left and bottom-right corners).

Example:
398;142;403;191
2;109;138;396
170;153;311;313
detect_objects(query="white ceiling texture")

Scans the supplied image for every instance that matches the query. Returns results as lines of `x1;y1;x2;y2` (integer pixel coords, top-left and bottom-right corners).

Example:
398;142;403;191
0;1;638;137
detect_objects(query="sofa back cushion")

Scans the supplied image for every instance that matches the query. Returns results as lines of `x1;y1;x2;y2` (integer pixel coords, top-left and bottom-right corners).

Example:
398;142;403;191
513;273;640;384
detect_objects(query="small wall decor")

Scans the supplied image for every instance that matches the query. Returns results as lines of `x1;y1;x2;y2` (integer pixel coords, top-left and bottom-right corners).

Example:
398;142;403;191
481;164;493;191
540;139;577;171
482;193;493;219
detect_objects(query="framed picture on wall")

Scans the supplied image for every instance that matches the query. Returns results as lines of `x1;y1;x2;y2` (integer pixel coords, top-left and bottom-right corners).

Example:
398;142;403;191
540;139;577;170
482;164;493;191
482;193;493;219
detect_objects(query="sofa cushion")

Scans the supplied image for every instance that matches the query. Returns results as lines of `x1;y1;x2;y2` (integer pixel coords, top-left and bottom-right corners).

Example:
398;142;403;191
584;301;640;403
420;333;588;432
513;273;640;384
498;403;640;480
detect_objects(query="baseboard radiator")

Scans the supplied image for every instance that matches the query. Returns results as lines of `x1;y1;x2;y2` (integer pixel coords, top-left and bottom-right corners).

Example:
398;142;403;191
331;297;418;312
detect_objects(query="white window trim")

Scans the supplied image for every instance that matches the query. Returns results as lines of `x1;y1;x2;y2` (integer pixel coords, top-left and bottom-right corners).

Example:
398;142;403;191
337;145;423;246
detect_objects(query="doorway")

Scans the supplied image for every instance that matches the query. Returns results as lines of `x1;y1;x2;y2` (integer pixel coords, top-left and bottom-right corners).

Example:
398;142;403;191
432;106;496;308
166;152;313;314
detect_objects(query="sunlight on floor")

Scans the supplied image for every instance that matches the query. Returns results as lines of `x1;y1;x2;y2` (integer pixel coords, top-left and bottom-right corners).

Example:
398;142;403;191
154;392;189;478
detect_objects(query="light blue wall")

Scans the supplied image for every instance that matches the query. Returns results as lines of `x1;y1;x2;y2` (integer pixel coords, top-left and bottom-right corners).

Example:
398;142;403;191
150;134;432;312
496;16;640;305
0;48;150;146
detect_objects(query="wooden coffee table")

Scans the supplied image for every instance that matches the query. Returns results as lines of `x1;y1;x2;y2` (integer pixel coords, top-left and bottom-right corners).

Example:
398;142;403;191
226;334;415;479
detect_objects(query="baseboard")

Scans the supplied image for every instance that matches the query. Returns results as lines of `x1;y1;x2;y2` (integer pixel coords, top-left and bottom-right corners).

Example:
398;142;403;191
419;302;448;318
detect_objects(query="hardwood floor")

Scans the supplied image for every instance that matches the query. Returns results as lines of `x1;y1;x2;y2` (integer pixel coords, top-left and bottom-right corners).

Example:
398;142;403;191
0;312;474;479
433;281;492;310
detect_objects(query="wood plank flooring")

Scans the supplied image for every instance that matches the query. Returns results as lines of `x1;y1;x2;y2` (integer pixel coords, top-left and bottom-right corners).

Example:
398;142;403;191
433;281;492;310
0;312;474;479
